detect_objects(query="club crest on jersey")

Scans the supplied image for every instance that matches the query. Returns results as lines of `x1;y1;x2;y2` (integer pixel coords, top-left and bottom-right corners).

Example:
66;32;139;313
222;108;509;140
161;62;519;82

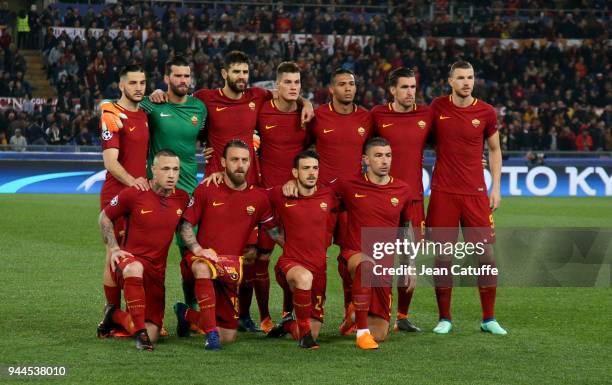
390;197;399;207
176;208;183;216
102;130;113;141
110;195;118;206
226;266;239;281
418;120;426;129
246;205;255;215
472;119;481;127
191;115;198;126
249;101;256;111
320;202;328;211
357;127;366;136
188;196;195;207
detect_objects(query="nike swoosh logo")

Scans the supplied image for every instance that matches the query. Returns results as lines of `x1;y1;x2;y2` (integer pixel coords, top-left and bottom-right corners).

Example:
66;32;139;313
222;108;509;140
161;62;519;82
323;129;334;134
284;202;297;207
212;201;224;207
439;115;451;120
354;193;367;198
216;107;228;112
160;113;171;117
265;124;277;130
382;123;393;128
140;209;153;214
128;126;136;132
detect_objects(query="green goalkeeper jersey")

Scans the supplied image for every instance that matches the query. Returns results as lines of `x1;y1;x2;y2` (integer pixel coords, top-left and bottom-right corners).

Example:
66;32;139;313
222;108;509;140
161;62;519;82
139;96;207;194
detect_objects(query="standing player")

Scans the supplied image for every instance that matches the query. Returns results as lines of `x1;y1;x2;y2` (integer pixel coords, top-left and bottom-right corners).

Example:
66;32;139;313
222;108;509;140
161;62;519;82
268;150;338;349
331;137;415;349
427;61;506;335
97;150;189;350
98;64;149;321
371;67;431;333
175;140;283;350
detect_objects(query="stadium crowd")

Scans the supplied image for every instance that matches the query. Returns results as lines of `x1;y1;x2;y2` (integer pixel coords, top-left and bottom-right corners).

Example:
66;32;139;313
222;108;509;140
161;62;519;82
0;1;610;151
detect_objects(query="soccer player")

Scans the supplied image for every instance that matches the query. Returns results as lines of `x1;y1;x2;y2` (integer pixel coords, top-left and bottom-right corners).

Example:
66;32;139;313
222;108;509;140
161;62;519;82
427;61;506;335
98;64;149;318
151;51;314;332
268;150;338;349
97;150;189;350
371;67;431;333
331;137;415;349
175;140;283;350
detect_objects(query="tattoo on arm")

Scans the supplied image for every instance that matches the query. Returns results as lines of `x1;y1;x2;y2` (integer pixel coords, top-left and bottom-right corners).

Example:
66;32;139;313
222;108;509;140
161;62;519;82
99;211;119;250
266;227;282;243
180;220;200;252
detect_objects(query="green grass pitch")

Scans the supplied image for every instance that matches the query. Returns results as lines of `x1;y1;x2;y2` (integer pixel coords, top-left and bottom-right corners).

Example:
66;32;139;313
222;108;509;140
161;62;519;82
0;195;610;384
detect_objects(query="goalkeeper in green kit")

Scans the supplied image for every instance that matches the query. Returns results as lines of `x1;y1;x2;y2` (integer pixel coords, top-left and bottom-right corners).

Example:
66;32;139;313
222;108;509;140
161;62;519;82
100;56;209;331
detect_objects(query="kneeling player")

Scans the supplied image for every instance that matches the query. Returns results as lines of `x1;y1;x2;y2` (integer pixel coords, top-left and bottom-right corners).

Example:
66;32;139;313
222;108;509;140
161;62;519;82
175;140;283;350
268;150;338;349
97;150;189;350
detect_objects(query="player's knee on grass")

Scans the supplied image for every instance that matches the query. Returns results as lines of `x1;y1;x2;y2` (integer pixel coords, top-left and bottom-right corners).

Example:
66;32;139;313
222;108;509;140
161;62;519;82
368;316;389;342
219;327;237;343
191;260;213;279
347;253;375;280
287;267;313;290
122;260;144;278
146;322;160;342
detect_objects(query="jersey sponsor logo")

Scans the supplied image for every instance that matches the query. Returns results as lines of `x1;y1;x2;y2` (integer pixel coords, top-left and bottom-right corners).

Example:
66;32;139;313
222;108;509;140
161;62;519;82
246;205;256;215
101;130;113;141
472;118;481;127
323;128;334;134
439;115;451;120
215;107;228;112
418;120;426;129
140;209;153;214
188;196;195;207
191;115;199;126
128;126;136;132
357;127;366;136
382;123;394;128
248;101;256;111
320;202;328;211
284;202;297;208
264;124;277;130
110;195;119;206
390;197;399;207
176;208;183;216
354;193;367;198
212;201;224;207
160;112;171;117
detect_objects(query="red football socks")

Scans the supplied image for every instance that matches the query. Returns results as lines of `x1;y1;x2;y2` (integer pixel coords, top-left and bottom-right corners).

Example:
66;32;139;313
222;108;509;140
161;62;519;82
479;286;497;321
293;288;312;338
352;262;372;330
195;278;216;333
434;258;453;320
396;286;414;318
111;309;135;335
254;258;271;321
123;277;146;331
239;263;255;318
104;284;121;307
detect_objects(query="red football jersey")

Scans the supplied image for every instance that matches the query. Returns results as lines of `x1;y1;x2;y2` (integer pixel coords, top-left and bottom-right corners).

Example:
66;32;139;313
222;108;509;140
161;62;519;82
309;103;372;184
104;187;189;275
183;181;275;256
371;103;431;200
257;100;308;188
193;87;272;184
430;95;497;195
269;186;338;273
99;108;149;208
333;174;413;253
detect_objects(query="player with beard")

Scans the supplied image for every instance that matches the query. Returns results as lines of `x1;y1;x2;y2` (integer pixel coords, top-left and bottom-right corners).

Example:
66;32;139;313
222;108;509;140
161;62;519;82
370;67;431;333
98;65;150;332
175;140;283;350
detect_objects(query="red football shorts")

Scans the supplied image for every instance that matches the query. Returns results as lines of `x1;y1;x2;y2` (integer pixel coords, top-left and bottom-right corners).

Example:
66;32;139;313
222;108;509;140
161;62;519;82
257;225;276;251
181;252;243;329
409;200;426;241
426;190;496;244
274;258;326;322
113;256;165;327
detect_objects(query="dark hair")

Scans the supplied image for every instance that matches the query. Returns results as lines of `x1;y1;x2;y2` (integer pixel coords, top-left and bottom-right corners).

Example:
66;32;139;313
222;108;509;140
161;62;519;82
449;61;473;77
119;64;145;79
153;148;179;162
387;67;415;87
293;149;319;169
363;137;390;154
165;55;190;75
330;68;355;84
223;139;250;157
224;50;249;69
276;61;300;79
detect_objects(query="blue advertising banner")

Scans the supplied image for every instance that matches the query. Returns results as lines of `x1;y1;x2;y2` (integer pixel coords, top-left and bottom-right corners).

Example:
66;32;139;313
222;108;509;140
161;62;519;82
0;153;609;196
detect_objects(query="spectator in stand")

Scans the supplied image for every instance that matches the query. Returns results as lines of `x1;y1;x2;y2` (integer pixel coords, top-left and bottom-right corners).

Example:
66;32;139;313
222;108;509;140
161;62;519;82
575;129;594;151
9;127;27;151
